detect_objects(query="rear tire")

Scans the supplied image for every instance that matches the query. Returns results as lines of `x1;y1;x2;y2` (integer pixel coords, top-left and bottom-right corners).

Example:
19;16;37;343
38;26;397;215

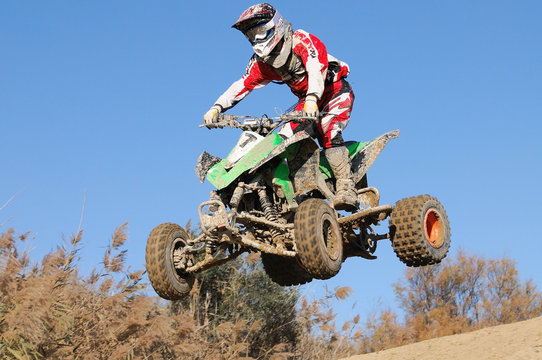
145;223;195;300
294;199;343;279
389;195;451;266
261;253;313;286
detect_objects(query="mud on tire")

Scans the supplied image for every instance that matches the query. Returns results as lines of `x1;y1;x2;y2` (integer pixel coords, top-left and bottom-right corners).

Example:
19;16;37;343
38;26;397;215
145;223;195;300
294;198;343;279
261;253;313;286
389;195;451;267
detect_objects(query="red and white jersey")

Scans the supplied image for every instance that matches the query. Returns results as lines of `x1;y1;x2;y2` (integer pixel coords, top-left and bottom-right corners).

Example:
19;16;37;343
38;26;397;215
214;29;350;111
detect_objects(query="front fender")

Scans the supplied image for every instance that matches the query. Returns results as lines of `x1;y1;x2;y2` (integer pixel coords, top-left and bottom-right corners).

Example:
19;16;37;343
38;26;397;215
205;133;284;190
248;131;312;174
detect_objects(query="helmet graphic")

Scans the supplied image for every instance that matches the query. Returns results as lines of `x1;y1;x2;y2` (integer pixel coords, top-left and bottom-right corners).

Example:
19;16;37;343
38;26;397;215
232;3;293;66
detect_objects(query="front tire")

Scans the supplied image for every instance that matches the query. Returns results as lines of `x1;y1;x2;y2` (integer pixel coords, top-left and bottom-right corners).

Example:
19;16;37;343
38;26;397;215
389;195;451;266
294;199;343;279
145;223;195;300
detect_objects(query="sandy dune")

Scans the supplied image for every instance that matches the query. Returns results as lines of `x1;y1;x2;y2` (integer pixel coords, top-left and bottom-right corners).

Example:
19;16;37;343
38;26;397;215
343;316;542;360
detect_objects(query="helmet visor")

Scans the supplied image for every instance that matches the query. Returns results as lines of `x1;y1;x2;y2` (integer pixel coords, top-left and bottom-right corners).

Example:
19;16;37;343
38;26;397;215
243;11;281;45
245;24;275;44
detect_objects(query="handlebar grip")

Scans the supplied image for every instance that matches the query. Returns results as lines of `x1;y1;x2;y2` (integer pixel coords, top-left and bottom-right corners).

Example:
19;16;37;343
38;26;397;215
216;114;239;122
199;119;241;129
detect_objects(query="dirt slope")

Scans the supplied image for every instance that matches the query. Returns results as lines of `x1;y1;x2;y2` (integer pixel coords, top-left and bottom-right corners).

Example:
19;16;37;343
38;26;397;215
343;316;542;360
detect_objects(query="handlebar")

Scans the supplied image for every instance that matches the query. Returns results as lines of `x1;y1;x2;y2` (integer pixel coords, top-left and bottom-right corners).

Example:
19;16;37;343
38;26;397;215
199;112;318;134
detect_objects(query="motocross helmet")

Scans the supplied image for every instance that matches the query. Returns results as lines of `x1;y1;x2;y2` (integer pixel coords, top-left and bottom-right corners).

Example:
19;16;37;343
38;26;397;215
232;3;293;67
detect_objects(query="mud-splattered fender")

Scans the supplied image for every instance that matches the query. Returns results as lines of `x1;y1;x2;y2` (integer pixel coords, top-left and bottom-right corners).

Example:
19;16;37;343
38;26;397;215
350;130;400;185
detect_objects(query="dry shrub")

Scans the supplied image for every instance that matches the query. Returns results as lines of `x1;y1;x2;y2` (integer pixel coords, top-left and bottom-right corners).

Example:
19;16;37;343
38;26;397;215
174;249;299;359
294;286;363;359
0;225;296;359
354;249;542;354
2;219;539;360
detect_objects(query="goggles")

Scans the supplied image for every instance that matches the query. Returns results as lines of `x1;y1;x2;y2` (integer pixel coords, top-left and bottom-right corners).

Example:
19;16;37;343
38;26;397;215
244;11;282;45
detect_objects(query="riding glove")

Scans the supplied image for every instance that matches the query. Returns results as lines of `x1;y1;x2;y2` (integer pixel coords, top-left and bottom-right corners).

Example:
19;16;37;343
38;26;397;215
302;95;319;118
203;105;221;124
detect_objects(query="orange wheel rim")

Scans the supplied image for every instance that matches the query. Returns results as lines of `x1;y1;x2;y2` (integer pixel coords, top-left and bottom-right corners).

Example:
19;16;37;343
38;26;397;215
424;209;444;248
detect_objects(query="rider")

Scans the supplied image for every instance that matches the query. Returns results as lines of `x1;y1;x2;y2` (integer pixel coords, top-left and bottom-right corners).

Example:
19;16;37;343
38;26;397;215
203;3;357;211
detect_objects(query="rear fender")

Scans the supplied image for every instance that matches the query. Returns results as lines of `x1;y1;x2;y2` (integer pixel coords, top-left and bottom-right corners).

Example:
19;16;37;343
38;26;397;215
319;130;400;183
350;130;400;185
319;141;368;180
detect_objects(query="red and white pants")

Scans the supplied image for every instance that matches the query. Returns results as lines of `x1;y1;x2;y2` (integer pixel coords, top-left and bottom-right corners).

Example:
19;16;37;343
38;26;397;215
278;79;355;149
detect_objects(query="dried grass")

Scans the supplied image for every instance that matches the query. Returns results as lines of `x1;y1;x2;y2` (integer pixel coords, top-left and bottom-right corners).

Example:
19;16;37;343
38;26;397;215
1;217;539;360
0;226;306;359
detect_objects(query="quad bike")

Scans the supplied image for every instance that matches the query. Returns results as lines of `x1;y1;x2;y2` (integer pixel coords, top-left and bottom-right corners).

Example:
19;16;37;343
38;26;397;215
145;113;451;300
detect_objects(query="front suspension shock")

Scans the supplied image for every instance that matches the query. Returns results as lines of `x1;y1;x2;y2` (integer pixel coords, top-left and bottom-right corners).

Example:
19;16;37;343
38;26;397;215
257;188;282;243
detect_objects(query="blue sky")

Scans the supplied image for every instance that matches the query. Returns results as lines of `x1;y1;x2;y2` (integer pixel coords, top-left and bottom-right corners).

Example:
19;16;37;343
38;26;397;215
2;1;541;319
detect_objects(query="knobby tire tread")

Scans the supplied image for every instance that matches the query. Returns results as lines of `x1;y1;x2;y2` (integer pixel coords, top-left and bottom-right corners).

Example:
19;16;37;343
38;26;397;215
389;195;451;267
294;198;342;279
145;223;193;300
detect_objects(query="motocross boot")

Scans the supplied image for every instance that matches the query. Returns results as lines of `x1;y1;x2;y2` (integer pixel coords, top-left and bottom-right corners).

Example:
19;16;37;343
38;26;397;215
325;146;358;211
